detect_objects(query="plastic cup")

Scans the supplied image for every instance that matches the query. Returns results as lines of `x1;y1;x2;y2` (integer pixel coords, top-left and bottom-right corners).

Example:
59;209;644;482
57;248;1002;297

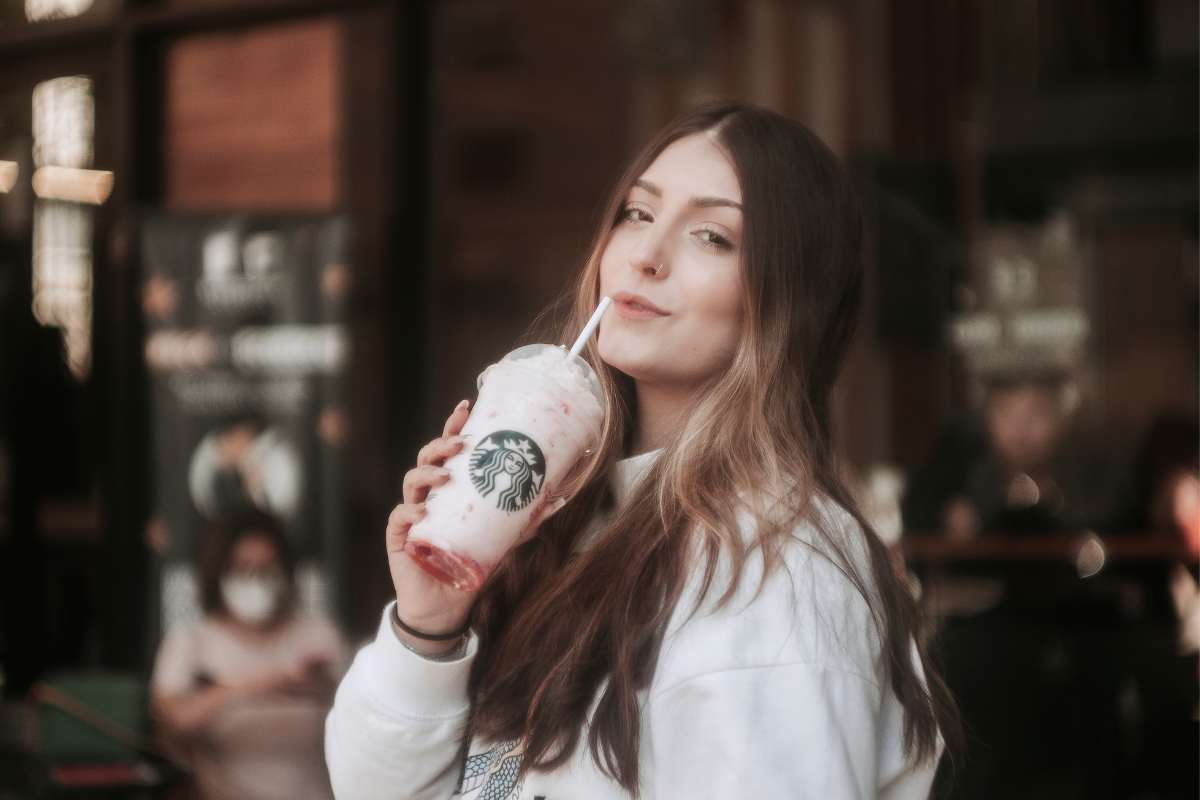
404;344;605;591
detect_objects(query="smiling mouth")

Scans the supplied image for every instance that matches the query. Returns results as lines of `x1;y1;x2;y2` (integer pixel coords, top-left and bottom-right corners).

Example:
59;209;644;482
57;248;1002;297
614;292;672;321
615;299;669;319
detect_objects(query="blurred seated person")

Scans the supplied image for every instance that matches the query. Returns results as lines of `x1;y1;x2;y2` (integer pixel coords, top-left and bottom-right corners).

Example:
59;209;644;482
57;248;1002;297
1106;413;1199;546
902;371;1112;539
151;510;348;800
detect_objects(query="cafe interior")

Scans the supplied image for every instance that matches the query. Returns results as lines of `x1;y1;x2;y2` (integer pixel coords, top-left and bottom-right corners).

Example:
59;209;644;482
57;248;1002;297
0;0;1196;797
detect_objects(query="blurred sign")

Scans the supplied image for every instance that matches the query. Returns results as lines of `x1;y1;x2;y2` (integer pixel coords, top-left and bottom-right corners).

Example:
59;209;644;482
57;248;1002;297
31;75;99;380
140;214;350;628
950;212;1093;381
0;0;120;26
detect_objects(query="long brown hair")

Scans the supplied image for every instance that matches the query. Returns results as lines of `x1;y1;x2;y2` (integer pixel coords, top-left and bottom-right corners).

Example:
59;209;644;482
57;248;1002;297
467;101;961;793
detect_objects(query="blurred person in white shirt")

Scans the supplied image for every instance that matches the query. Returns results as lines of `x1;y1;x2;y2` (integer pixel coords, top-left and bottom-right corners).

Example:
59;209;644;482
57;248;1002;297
152;509;347;800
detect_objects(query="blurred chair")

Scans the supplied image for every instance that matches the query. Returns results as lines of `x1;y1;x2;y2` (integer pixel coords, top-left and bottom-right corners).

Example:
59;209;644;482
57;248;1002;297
24;672;187;799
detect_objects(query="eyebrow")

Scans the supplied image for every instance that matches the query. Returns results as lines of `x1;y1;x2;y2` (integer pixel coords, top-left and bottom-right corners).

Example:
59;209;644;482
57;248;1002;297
633;178;742;211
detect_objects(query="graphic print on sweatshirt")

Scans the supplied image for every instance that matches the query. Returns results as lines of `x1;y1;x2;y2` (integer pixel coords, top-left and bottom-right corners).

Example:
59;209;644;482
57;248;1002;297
468;431;545;513
454;738;525;800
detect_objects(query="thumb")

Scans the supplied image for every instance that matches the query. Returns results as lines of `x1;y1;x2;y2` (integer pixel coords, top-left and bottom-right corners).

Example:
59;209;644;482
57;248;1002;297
386;505;426;554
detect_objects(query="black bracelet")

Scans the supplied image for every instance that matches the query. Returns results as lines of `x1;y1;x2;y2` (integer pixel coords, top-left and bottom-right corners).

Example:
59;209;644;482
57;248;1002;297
393;606;471;642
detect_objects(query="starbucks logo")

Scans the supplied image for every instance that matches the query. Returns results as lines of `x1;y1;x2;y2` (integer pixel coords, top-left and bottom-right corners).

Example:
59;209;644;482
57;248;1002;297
468;430;546;513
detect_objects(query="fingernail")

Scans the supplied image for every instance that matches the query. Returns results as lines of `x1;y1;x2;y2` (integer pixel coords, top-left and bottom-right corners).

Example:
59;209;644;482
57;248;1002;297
457;399;470;410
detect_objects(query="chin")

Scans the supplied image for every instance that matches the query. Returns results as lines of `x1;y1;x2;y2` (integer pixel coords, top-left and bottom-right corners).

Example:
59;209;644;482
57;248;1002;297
595;348;645;381
599;354;646;382
598;329;699;385
604;357;684;388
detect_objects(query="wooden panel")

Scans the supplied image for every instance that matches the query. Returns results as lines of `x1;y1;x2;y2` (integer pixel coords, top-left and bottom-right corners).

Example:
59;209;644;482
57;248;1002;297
164;15;340;210
427;0;630;423
1094;222;1198;429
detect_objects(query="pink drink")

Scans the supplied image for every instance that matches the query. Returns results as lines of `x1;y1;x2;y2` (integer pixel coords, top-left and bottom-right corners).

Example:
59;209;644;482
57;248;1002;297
405;345;605;591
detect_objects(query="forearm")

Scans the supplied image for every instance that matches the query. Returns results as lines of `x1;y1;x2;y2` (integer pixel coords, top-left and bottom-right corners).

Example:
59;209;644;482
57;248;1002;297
153;684;239;737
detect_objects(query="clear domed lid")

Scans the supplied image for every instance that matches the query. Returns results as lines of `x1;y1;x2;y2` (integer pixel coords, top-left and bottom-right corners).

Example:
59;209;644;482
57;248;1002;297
476;343;604;407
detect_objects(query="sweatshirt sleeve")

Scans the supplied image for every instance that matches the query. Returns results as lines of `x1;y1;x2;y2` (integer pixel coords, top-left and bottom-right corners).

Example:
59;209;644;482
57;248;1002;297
645;661;883;799
324;602;476;800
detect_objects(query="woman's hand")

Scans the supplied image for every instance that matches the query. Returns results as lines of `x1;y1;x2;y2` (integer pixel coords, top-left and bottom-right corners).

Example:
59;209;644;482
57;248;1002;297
386;400;479;655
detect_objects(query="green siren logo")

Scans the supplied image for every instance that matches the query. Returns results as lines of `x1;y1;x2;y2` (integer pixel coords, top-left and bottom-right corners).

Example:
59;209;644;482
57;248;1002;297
468;430;546;512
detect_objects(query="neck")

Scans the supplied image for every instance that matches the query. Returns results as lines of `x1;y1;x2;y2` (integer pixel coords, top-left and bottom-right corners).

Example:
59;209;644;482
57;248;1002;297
629;380;692;456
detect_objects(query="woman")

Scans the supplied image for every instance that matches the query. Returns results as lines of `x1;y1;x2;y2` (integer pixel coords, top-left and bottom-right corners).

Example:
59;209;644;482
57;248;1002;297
326;101;961;798
152;510;348;799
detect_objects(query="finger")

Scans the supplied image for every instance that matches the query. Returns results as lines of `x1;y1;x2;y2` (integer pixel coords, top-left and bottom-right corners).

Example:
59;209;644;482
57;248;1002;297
387;501;428;530
385;503;426;551
402;464;452;504
442;398;471;438
416;436;466;468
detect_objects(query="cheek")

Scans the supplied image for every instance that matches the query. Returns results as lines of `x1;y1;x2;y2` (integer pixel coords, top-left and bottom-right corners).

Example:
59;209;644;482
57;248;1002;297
597;235;627;293
596;245;634;357
683;270;742;344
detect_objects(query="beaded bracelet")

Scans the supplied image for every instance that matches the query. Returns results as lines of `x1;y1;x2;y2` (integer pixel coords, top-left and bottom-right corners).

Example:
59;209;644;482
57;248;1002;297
394;629;468;662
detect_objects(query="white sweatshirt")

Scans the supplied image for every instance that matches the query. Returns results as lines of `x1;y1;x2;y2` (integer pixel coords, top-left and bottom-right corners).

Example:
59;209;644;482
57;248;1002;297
325;450;941;799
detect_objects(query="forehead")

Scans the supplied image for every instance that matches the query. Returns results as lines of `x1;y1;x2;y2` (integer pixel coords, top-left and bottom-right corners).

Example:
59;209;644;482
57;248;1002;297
638;133;741;202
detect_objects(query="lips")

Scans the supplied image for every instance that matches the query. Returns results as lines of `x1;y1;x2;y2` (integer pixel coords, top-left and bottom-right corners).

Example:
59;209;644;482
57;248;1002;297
613;291;669;318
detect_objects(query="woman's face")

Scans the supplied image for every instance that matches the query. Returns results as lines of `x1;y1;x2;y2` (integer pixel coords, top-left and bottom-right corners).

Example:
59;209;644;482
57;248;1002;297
221;532;286;626
597;133;744;390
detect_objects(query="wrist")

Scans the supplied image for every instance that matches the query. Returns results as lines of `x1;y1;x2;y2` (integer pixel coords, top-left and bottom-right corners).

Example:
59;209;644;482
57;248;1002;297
390;606;469;658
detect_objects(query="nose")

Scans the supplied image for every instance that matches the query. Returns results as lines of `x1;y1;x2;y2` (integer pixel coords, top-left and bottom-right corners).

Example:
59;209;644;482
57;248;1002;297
629;231;668;278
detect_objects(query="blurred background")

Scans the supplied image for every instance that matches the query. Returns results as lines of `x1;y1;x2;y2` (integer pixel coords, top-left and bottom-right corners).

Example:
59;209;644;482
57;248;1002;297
0;0;1196;797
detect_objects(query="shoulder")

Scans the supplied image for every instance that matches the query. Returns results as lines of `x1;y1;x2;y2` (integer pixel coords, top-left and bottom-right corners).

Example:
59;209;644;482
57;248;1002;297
151;618;217;691
650;493;884;697
159;617;212;649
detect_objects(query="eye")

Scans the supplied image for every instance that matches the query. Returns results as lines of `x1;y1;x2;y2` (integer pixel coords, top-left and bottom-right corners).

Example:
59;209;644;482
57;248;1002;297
617;205;652;225
695;228;733;251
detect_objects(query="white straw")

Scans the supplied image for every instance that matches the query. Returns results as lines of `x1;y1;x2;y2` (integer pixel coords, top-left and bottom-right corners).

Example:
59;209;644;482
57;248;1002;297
567;296;613;359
